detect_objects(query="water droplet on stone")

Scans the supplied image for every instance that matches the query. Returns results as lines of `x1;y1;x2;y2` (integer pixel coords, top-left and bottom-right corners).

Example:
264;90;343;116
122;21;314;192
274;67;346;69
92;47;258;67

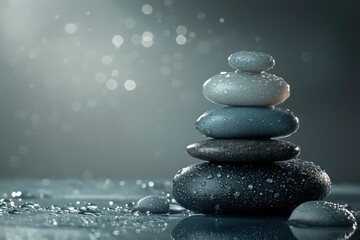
248;184;254;190
207;174;214;179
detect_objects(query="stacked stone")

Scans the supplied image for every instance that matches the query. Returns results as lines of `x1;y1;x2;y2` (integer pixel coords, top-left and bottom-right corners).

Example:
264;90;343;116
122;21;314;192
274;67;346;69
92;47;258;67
173;51;332;215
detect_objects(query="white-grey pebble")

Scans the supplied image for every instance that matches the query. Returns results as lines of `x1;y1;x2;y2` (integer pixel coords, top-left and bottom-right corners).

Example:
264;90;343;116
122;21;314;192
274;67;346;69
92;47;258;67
288;201;357;227
228;51;275;72
203;71;289;106
131;195;170;214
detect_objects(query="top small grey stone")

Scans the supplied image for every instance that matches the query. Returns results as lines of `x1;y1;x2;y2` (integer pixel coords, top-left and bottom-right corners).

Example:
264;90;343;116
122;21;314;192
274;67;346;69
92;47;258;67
228;51;275;72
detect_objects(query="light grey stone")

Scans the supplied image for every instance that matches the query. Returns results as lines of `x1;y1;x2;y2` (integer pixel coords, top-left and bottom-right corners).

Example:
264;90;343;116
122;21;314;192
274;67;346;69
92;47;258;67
203;71;290;106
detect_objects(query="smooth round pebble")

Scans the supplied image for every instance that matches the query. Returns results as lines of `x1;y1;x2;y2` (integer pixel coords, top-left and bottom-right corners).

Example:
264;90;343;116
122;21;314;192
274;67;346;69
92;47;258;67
172;216;295;240
186;139;300;163
203;71;289;106
288;201;357;227
228;51;275;72
131;195;169;214
172;159;331;215
195;107;299;139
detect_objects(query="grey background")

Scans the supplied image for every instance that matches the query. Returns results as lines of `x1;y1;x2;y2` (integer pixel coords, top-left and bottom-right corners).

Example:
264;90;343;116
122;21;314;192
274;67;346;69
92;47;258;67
0;0;359;182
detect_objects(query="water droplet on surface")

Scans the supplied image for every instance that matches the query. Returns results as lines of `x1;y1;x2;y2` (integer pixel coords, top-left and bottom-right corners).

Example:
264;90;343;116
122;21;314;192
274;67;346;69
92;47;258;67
86;203;98;210
206;175;214;179
267;179;274;183
8;209;20;214
248;185;254;190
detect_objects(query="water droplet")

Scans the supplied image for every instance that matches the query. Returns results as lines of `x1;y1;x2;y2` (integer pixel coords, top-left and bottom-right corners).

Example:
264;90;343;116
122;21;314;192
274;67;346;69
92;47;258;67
217;173;222;178
223;89;229;94
266;178;274;183
234;192;240;197
86;203;98;210
201;182;206;186
206;175;214;179
79;209;101;216
248;185;254;190
8;209;20;214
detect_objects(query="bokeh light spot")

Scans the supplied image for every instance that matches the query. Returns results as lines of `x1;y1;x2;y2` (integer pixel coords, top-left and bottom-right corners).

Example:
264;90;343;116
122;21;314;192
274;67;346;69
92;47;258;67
106;79;118;90
142;4;153;15
64;23;78;34
124;80;136;91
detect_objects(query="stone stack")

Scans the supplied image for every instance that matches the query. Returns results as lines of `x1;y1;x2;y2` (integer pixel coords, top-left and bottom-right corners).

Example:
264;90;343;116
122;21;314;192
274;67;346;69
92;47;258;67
172;51;331;215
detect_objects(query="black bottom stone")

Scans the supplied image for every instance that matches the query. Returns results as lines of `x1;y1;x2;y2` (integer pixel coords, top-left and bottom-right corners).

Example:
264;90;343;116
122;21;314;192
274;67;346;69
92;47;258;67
172;159;331;215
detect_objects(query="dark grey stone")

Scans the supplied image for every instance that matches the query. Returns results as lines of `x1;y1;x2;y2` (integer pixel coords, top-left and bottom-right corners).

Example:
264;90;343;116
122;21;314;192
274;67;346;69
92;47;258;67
203;71;289;106
186;139;300;163
172;159;331;215
228;51;275;72
195;107;299;139
288;201;357;227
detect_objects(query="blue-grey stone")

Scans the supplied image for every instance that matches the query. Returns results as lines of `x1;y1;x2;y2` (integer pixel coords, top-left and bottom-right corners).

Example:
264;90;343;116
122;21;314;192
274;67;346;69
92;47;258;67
195;107;299;139
186;139;300;163
203;71;289;106
228;51;275;72
288;201;357;227
172;159;331;215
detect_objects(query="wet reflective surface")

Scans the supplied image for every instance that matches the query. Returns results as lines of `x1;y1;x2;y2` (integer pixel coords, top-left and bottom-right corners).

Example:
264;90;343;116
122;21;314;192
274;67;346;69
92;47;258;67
0;180;359;240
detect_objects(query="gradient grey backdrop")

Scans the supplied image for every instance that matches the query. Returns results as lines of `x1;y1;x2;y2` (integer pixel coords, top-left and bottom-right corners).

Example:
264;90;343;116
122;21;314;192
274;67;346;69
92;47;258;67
0;0;359;182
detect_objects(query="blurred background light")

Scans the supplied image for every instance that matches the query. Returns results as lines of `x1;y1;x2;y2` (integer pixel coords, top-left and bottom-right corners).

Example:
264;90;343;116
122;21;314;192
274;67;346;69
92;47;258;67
0;0;359;183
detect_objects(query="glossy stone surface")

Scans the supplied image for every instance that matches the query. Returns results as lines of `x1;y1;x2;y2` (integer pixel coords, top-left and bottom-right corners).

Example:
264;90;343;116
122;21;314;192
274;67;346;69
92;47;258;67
131;195;170;214
186;139;300;163
195;107;299;139
288;201;357;227
228;51;275;72
173;159;331;215
203;71;289;106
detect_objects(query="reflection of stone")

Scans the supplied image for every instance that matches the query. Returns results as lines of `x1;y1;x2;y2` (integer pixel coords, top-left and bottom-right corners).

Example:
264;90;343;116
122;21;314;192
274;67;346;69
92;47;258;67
171;215;296;240
290;226;356;240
